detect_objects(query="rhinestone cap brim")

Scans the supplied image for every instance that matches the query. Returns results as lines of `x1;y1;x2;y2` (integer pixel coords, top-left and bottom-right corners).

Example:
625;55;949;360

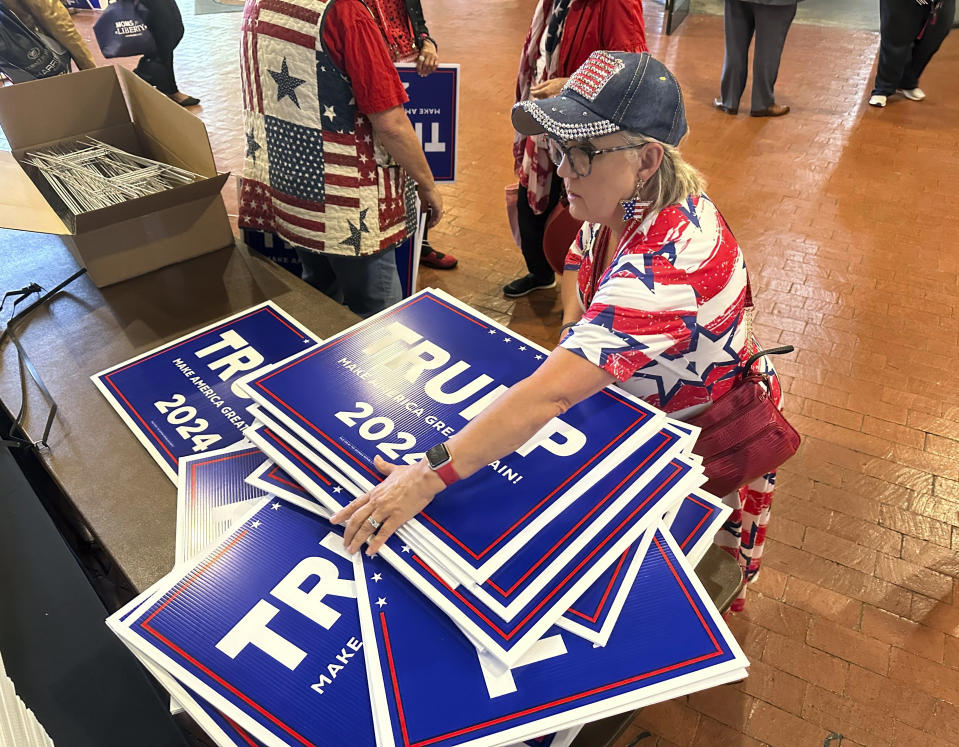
511;97;621;142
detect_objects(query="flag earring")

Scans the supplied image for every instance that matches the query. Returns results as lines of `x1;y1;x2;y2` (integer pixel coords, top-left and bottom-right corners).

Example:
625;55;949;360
620;178;650;222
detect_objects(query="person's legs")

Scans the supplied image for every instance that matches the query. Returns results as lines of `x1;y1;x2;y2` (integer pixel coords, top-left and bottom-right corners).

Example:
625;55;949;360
294;247;343;304
505;175;562;296
134;0;185;95
872;0;928;96
419;222;458;269
718;0;755;111
749;2;797;112
899;0;954;91
325;250;403;318
716;472;776;613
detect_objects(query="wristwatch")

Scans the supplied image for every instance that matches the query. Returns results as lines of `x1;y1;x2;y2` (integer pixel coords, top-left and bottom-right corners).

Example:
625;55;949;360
425;442;460;487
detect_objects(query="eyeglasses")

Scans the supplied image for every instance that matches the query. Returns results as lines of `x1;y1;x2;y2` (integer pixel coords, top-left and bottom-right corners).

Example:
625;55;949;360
547;138;647;177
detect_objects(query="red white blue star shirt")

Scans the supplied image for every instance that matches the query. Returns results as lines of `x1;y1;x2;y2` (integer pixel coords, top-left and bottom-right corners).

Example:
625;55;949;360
561;194;750;415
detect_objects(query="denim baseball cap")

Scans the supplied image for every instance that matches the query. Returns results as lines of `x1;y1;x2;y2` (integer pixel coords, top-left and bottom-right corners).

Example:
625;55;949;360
512;51;687;146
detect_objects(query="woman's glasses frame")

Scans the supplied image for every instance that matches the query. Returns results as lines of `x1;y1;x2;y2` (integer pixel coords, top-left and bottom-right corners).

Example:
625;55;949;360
547;138;647;178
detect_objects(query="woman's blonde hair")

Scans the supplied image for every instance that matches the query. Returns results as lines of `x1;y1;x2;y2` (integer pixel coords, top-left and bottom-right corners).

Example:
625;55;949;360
622;132;706;215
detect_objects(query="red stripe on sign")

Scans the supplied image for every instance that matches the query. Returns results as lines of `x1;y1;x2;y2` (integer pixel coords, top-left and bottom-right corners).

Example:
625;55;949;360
567;549;630;623
190;451;255;507
418;416;646;561
262;427;332;486
139;530;319;745
384;530;725;747
487;436;669;597
680;497;716;549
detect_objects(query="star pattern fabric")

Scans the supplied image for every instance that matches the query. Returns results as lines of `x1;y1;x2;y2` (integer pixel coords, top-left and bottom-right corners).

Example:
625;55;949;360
238;0;411;257
561;194;750;414
265;115;326;202
246;130;261;163
269;57;306;108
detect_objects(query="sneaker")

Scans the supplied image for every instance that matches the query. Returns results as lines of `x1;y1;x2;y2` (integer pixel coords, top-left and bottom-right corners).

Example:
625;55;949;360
899;87;925;101
503;273;556;298
419;242;458;269
868;95;887;108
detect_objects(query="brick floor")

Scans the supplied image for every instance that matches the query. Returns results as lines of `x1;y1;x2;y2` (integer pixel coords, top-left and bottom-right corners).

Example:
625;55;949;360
38;1;959;744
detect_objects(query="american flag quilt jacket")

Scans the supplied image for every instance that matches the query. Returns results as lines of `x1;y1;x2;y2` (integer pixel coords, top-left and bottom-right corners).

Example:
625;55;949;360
239;0;413;257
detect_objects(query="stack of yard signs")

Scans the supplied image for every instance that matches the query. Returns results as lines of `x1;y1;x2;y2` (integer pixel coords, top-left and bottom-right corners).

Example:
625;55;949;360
0;651;55;747
97;291;744;747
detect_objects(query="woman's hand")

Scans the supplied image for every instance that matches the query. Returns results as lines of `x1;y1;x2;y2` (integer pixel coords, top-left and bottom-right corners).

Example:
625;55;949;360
417;40;439;76
416;183;444;226
530;77;569;99
331;455;445;555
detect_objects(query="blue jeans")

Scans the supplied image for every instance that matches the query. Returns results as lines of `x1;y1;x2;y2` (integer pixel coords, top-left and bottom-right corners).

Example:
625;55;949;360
294;248;402;318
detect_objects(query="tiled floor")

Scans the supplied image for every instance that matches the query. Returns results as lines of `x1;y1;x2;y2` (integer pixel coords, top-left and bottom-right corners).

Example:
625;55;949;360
23;2;959;745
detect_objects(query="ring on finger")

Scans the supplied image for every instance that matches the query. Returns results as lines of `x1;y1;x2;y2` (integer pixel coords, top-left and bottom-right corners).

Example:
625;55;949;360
367;515;382;531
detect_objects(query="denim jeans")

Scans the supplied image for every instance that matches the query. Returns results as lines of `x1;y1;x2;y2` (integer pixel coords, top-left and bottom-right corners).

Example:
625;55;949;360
294;248;402;318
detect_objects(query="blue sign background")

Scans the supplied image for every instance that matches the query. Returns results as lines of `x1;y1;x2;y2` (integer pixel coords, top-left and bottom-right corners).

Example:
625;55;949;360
669;492;725;554
359;527;744;747
246;291;662;579
399;459;692;659
183;445;268;508
94;304;318;480
253;459;316;504
398;65;459;181
122;501;376;746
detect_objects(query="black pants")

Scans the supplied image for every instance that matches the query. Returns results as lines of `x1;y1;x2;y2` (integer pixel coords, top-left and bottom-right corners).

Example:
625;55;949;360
516;173;562;281
134;0;184;95
872;0;954;95
719;0;797;112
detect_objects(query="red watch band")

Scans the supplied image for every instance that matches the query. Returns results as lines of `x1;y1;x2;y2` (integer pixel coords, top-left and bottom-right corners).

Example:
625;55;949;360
433;460;460;487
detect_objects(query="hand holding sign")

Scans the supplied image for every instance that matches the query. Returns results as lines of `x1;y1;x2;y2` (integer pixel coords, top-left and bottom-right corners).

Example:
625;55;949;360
417;39;439;76
416;184;444;226
333;454;445;555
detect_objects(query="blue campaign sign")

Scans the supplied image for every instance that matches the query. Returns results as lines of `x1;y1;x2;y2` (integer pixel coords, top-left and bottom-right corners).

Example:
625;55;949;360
557;541;646;647
246;457;317;506
115;499;378;747
357;526;748;747
242;289;665;582
472;432;690;618
93;302;320;481
392;458;694;667
668;490;730;567
176;442;272;565
397;64;459;182
558;489;727;644
139;654;266;747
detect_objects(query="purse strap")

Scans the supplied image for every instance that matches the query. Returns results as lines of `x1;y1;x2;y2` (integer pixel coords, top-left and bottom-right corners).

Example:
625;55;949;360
740;345;794;381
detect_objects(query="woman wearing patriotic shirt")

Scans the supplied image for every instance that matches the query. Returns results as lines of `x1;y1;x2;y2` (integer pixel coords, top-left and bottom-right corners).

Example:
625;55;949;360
334;52;783;611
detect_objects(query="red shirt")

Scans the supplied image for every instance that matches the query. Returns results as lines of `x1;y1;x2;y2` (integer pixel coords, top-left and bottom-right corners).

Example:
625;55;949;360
558;0;648;76
322;0;408;114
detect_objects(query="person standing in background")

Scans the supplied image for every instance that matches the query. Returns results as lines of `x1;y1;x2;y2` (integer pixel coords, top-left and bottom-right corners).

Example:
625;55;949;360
239;0;444;317
134;0;199;107
366;0;458;270
3;0;96;70
714;0;797;117
868;0;954;107
504;0;647;299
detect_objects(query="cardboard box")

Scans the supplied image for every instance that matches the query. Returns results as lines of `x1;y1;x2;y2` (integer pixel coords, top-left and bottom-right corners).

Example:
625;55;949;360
0;65;233;287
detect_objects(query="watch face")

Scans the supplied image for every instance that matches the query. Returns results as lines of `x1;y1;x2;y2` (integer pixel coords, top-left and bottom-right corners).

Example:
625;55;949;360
426;443;450;469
